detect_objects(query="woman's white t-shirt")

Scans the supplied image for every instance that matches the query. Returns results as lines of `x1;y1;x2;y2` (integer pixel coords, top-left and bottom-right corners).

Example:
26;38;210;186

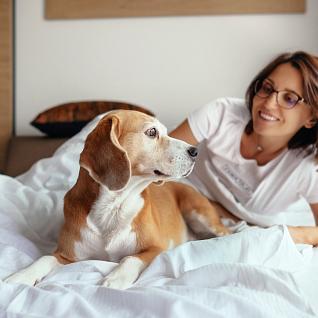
187;97;318;227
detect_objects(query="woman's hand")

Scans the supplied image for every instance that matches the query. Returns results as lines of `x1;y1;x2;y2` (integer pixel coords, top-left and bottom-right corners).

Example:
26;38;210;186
289;204;318;246
288;226;318;246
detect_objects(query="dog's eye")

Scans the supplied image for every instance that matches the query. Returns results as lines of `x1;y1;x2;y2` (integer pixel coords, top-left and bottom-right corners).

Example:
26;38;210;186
145;127;158;138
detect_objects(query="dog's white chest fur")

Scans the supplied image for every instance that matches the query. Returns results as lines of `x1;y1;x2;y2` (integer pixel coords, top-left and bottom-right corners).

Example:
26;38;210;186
74;188;145;262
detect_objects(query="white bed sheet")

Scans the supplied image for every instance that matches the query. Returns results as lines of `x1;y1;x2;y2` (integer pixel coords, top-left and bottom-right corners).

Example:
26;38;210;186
0;115;318;318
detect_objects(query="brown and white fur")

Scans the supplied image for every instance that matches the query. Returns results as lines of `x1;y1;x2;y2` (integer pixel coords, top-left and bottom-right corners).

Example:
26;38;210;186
5;110;229;289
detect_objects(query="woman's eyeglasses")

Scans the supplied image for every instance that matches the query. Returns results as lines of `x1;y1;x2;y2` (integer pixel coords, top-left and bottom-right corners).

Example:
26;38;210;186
254;80;305;109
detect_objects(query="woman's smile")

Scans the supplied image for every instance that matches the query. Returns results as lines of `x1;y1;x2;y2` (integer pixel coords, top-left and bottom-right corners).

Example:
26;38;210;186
258;110;280;122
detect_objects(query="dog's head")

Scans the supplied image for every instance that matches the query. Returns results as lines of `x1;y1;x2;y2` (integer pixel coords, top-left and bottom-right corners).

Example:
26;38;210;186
80;110;198;191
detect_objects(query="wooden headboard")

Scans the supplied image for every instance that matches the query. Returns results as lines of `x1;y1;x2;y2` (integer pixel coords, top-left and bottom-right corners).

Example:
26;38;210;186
0;0;13;172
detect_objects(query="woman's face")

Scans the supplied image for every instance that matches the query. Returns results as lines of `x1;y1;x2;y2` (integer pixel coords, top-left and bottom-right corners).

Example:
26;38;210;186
252;62;314;139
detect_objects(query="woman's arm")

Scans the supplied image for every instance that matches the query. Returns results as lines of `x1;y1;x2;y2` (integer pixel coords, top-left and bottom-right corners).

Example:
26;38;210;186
288;203;318;246
171;117;318;246
311;202;318;224
169;120;199;146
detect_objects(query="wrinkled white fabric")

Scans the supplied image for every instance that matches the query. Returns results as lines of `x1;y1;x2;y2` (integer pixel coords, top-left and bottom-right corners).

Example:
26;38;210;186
0;114;317;317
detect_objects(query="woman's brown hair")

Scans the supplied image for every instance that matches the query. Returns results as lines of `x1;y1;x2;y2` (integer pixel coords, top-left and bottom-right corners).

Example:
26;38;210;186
245;51;318;158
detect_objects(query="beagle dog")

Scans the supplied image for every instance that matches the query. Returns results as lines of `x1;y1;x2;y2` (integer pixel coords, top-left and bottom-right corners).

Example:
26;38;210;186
5;110;229;289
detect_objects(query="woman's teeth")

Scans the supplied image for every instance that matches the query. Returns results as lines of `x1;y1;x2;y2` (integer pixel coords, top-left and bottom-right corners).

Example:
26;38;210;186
259;111;279;121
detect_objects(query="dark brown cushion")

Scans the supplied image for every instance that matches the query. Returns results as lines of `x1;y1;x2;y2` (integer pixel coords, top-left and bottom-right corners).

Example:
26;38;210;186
31;101;155;138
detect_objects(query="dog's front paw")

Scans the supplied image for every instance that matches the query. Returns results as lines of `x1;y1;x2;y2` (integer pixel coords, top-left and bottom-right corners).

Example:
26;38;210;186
101;256;144;290
211;224;232;237
101;272;133;290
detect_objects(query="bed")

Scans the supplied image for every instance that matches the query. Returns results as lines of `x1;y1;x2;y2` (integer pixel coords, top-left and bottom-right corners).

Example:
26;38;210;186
1;1;317;316
1;114;318;317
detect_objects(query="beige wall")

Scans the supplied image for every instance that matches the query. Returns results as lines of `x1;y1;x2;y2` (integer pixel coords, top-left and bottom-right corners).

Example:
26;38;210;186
16;0;318;135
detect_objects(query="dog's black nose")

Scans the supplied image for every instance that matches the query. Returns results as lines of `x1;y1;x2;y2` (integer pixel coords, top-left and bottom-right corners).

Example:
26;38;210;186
187;146;198;158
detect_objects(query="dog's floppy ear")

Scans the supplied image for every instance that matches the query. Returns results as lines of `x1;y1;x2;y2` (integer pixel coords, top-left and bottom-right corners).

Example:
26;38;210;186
80;114;131;191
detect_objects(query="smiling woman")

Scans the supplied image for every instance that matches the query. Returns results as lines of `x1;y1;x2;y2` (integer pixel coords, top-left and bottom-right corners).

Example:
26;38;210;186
245;52;318;157
170;51;318;246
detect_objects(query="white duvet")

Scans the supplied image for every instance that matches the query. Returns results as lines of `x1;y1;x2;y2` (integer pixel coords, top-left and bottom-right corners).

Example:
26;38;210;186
0;115;317;318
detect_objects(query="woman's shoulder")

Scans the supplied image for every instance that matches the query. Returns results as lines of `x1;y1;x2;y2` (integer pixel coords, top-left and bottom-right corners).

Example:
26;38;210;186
205;97;249;119
208;97;250;126
213;97;245;106
187;97;250;142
